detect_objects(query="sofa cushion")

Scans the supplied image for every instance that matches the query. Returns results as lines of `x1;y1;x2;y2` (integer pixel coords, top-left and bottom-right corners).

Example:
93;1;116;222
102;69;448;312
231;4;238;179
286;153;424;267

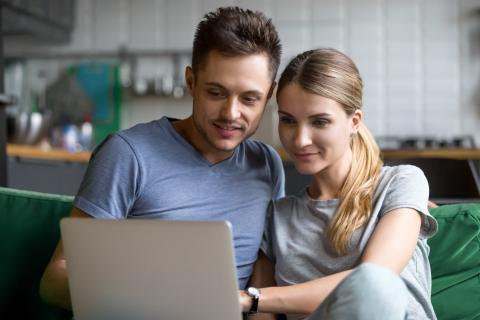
429;203;480;277
0;187;73;320
428;203;480;320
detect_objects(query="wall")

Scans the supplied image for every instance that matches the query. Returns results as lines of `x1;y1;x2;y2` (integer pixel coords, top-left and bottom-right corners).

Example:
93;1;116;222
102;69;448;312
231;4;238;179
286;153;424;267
5;0;480;148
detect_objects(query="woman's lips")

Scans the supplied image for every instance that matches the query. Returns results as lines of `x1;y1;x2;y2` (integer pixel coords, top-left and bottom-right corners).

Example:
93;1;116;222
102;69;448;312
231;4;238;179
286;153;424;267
293;152;319;161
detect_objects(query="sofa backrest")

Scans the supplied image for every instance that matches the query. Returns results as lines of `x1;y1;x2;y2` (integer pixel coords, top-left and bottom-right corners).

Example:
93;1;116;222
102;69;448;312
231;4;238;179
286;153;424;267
1;186;479;320
428;203;480;320
0;187;73;320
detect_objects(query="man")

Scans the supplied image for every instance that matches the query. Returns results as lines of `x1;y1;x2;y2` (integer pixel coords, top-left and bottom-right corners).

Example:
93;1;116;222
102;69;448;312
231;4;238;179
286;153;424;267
39;6;284;310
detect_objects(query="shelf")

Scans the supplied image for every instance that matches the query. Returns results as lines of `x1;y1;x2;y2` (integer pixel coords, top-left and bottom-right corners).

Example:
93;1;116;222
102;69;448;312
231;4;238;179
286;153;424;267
7;144;90;163
278;148;480;161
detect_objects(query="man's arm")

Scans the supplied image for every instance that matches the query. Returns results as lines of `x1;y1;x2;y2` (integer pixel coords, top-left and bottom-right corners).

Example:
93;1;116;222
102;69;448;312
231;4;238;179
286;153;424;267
39;207;92;310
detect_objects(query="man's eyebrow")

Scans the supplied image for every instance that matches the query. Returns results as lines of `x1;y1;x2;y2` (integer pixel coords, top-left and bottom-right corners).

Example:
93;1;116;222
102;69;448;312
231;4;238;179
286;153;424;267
204;82;265;97
205;82;225;89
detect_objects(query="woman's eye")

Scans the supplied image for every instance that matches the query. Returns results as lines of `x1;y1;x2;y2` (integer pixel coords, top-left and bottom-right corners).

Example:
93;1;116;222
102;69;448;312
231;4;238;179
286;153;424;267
312;119;328;127
279;117;295;124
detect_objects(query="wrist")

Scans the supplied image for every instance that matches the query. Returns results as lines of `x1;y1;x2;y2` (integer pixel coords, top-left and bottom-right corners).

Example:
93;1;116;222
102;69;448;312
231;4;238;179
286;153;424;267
240;290;252;312
246;286;261;314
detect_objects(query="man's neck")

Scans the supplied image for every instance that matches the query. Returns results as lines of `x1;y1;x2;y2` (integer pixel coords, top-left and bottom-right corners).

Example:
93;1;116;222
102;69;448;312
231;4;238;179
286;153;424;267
171;117;234;164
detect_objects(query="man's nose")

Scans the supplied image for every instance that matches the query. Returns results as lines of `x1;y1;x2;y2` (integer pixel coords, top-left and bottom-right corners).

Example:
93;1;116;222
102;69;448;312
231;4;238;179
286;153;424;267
294;125;312;148
220;98;241;121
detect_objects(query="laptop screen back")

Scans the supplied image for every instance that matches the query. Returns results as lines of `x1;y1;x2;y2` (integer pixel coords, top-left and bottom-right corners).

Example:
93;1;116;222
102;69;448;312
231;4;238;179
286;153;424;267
61;218;242;320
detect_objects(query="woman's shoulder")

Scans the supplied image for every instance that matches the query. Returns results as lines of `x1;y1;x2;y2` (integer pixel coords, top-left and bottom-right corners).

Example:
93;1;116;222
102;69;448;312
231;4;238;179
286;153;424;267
379;164;427;183
374;164;429;204
273;190;308;212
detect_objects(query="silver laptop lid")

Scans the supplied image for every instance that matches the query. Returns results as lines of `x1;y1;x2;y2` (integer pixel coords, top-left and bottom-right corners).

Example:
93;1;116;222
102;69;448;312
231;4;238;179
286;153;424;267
61;218;242;320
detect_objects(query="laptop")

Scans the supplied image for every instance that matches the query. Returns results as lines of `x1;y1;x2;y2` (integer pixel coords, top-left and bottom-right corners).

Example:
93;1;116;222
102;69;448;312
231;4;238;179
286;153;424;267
60;218;243;320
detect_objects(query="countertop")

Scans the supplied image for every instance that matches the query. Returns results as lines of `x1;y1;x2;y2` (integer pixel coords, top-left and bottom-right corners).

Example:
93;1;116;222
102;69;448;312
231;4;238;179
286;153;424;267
279;147;480;161
380;148;480;160
7;144;91;163
7;144;480;163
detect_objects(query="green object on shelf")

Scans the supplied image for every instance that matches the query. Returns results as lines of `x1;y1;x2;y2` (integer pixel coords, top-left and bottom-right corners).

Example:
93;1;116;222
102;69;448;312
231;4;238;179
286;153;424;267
73;63;122;146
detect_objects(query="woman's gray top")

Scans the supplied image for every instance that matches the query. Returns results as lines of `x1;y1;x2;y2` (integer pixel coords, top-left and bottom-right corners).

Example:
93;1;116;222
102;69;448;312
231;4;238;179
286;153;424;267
261;165;438;319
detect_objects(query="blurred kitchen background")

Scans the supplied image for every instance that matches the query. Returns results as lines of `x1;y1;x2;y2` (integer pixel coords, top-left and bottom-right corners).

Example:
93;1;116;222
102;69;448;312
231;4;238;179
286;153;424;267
0;0;479;202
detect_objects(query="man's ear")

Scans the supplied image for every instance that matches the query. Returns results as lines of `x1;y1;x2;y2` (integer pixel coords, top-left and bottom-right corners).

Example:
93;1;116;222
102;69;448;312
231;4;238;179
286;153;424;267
185;66;194;96
267;81;276;100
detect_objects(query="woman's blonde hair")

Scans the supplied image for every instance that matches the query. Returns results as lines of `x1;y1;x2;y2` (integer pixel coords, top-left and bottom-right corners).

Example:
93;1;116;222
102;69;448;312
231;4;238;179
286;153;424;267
277;48;383;255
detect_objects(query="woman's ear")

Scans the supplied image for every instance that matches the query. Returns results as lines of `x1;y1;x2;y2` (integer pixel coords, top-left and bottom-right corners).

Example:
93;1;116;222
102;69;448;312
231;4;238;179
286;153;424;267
267;81;276;99
351;109;363;134
185;66;194;96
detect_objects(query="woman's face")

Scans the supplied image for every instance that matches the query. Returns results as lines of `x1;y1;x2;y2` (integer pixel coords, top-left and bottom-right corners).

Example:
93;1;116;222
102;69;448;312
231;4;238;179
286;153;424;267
277;83;361;175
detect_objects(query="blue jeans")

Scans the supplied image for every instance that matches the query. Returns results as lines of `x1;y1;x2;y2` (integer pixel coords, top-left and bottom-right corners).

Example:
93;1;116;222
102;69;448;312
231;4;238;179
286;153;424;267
308;263;408;320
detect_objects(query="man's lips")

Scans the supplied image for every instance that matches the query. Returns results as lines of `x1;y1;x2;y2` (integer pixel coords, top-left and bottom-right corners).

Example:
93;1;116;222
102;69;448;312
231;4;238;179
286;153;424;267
213;123;242;138
214;123;242;130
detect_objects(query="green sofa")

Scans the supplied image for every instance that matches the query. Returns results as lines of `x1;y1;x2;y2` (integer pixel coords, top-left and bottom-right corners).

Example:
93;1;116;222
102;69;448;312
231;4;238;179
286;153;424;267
0;187;73;320
428;203;480;320
0;186;479;319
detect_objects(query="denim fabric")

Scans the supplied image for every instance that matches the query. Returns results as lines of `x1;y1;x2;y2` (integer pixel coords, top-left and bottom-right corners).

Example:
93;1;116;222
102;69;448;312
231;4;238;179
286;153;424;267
309;263;408;320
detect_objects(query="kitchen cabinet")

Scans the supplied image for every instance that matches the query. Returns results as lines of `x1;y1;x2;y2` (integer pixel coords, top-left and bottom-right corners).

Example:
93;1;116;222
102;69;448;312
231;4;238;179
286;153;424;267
1;0;75;43
7;144;88;195
279;147;480;202
8;156;87;195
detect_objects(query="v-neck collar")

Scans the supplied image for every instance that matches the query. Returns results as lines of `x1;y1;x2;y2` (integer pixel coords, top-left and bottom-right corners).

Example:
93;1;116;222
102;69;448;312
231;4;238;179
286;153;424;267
161;117;239;168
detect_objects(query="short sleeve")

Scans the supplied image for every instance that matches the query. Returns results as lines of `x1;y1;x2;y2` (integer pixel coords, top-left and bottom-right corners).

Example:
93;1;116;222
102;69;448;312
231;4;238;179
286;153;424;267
380;165;437;239
260;201;276;262
73;134;141;219
265;145;286;200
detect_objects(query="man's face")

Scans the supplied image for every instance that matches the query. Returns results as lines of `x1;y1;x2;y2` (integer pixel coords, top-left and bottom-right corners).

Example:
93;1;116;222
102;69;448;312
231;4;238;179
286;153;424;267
186;50;273;162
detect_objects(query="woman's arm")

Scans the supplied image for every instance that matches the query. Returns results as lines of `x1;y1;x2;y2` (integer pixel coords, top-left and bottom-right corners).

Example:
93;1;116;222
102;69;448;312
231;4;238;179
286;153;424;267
240;208;422;315
242;252;277;319
361;207;421;273
241;252;353;315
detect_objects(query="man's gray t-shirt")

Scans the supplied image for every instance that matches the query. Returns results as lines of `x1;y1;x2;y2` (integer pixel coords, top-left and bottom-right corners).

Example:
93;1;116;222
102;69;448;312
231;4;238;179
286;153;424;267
261;165;438;319
74;117;285;289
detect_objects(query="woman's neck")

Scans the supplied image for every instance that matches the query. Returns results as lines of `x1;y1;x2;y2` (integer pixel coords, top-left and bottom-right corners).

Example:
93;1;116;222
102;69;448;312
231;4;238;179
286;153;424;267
308;148;353;200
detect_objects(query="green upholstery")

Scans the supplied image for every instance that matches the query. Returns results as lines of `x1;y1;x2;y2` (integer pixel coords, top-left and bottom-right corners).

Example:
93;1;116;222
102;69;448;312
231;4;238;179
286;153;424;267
0;187;73;320
0;186;479;319
429;203;480;320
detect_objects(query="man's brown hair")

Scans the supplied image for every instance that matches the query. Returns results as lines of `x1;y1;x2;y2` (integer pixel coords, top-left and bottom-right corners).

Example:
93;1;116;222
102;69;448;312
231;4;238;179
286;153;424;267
192;7;281;80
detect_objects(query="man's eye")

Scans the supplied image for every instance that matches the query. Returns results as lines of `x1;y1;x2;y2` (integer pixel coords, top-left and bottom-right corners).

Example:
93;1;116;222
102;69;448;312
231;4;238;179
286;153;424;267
242;96;259;105
208;90;223;97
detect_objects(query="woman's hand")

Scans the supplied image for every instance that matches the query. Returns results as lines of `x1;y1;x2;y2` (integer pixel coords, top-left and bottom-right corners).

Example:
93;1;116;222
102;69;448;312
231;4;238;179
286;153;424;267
239;290;252;312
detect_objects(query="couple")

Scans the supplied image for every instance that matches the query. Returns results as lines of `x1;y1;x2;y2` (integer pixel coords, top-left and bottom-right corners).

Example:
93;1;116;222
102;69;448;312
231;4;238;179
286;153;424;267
40;7;437;320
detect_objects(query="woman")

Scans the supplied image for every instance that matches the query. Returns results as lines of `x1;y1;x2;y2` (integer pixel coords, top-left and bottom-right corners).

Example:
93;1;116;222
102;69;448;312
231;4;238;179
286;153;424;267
240;48;437;320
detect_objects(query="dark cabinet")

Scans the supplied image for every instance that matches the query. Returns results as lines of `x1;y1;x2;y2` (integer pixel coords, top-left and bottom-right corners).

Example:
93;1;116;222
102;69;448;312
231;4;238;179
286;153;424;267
1;0;75;43
8;156;87;195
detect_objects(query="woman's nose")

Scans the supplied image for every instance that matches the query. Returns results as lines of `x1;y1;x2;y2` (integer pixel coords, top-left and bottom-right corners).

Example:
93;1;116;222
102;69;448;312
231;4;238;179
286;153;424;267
293;126;312;148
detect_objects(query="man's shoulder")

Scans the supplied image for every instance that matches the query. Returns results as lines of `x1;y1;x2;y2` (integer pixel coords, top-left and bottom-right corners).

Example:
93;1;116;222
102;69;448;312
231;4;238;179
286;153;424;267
117;118;165;140
243;139;280;160
113;117;175;150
